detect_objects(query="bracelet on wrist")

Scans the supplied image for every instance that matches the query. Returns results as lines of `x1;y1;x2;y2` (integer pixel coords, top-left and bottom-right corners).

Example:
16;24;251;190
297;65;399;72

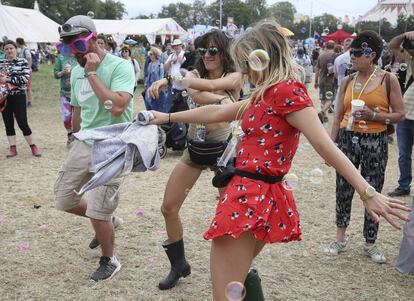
168;113;171;123
85;71;97;78
218;96;230;104
370;111;377;120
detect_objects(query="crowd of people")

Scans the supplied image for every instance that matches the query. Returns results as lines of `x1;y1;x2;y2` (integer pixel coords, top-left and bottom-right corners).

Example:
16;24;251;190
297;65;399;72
1;13;414;301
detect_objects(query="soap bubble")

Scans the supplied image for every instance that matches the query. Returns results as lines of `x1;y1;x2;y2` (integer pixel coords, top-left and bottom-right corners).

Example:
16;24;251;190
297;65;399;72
400;63;408;72
385;118;391;125
282;173;298;191
248;49;270;72
181;90;188;97
309;168;324;184
325;91;334;100
361;42;368;49
225;281;246;301
351;136;359;144
103;100;113;110
354;82;362;90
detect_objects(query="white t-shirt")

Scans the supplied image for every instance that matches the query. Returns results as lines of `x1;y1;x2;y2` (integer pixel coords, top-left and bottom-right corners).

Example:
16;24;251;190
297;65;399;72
165;50;186;76
334;51;351;85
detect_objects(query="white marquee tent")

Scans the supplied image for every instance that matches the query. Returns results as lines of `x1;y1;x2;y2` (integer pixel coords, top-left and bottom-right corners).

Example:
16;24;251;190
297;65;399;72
361;0;414;25
93;18;187;44
0;2;60;44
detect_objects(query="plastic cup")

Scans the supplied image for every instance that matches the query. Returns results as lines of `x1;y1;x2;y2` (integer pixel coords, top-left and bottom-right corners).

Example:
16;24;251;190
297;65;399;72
351;99;365;113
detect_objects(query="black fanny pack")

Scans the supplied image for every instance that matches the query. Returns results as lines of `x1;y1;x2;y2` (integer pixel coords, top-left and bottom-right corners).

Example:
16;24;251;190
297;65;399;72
212;162;284;188
187;139;228;166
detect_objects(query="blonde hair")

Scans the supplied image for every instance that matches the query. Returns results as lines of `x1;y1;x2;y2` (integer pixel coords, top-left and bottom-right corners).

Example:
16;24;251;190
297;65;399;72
150;46;162;58
231;19;301;114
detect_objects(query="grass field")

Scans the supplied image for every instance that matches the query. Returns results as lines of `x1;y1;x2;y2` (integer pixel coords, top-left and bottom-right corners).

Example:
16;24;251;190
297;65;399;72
0;63;413;301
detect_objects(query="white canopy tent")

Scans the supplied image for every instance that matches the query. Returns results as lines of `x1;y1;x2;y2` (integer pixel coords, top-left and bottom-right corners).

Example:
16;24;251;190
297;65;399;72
0;2;60;45
361;0;414;25
93;18;187;45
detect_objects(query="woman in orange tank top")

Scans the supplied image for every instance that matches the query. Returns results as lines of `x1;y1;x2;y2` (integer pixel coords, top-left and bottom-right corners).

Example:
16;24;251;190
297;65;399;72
326;31;405;263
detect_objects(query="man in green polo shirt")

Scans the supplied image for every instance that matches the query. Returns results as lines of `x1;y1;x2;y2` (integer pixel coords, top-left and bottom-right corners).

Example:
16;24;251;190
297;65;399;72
53;15;135;282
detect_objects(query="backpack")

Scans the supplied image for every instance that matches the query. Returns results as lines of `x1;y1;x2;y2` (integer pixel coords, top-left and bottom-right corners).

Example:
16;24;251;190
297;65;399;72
30;50;39;72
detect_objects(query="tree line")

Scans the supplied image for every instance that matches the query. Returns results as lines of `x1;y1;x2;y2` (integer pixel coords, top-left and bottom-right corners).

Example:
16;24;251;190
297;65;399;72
5;0;414;41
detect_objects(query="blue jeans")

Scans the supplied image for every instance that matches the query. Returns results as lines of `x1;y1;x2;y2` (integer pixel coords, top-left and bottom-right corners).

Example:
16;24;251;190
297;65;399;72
396;119;414;190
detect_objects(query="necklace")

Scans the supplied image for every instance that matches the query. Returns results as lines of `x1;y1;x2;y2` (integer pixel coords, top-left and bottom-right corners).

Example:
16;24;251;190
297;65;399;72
351;67;378;100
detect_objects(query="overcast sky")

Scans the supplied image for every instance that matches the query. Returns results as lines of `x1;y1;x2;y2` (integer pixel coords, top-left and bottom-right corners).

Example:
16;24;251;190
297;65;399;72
120;0;378;20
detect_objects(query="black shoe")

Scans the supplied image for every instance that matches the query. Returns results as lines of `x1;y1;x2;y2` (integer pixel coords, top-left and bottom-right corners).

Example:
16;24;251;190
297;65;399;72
27;101;32;107
243;269;264;301
388;188;410;197
158;239;191;290
90;256;121;282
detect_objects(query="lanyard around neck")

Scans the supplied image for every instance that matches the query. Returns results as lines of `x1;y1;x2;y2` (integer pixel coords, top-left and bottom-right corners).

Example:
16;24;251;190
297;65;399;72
351;67;378;100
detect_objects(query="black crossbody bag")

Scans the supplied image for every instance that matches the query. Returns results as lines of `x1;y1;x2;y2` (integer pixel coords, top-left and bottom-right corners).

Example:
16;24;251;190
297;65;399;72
212;160;285;188
187;89;237;166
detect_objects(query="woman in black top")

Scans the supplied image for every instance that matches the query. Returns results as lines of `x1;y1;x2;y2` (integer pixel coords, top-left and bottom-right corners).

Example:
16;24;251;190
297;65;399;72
0;40;41;157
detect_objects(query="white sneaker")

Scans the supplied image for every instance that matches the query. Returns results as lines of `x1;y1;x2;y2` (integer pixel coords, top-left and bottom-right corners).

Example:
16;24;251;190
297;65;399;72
112;216;123;229
324;241;348;256
364;244;386;263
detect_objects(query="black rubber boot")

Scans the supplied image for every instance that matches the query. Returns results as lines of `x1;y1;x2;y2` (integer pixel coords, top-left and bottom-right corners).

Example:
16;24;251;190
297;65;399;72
158;239;191;290
243;269;265;301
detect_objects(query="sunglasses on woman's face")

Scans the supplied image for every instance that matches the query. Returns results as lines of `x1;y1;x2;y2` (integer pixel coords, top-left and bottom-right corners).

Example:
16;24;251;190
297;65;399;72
350;49;364;58
56;32;96;56
198;47;219;56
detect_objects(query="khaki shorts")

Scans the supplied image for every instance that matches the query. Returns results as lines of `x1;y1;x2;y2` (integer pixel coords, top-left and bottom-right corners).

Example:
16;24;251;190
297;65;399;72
181;124;231;169
54;140;122;221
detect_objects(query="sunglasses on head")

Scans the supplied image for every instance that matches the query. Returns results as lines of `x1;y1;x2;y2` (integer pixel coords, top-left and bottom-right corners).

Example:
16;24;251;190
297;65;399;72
350;49;364;58
198;47;219;56
58;23;87;34
56;32;96;56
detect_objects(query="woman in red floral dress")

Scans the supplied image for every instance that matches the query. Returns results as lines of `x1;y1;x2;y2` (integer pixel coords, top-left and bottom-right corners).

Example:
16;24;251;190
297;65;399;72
149;20;410;301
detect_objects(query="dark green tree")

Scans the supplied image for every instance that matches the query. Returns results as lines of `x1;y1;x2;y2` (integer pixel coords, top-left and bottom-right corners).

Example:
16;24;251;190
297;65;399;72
158;2;193;29
267;1;296;29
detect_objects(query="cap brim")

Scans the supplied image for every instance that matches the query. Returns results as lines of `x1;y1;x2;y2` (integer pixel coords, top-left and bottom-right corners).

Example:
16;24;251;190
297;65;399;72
59;29;87;38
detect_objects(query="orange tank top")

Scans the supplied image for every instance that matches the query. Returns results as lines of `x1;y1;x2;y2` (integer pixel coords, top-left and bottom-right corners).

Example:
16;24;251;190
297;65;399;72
340;76;388;133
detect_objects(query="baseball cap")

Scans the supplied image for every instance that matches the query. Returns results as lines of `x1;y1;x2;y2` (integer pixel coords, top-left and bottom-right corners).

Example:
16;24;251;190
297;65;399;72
59;15;96;38
171;39;183;46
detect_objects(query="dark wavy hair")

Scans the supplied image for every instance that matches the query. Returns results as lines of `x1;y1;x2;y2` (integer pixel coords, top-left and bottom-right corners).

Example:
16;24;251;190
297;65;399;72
351;30;383;64
194;30;235;78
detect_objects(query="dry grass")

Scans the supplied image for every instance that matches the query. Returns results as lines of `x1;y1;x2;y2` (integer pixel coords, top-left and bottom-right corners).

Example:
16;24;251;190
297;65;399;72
0;64;412;301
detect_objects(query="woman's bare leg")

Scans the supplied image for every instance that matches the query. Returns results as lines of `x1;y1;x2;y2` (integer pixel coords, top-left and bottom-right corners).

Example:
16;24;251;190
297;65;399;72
161;161;202;242
210;233;266;301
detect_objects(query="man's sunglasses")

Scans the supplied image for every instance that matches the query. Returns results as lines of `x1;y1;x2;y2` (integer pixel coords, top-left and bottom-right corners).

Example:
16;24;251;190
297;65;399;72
198;47;219;56
350;49;364;58
56;32;96;56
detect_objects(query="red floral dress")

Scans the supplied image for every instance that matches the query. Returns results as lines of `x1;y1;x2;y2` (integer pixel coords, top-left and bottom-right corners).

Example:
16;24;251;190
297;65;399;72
204;80;313;243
